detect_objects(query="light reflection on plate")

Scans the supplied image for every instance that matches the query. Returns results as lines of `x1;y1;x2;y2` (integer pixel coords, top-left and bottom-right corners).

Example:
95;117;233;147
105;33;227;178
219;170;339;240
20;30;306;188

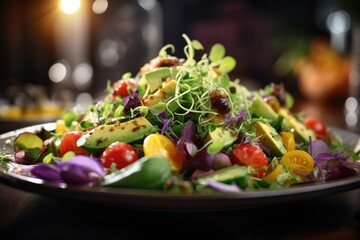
0;124;360;212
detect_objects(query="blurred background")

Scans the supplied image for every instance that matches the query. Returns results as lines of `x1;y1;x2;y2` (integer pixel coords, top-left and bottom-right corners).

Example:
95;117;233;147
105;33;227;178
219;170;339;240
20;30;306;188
0;0;359;132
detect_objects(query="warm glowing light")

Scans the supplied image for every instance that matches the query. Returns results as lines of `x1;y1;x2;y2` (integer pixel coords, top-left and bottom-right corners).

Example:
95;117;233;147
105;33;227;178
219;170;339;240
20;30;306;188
93;0;108;14
60;0;81;15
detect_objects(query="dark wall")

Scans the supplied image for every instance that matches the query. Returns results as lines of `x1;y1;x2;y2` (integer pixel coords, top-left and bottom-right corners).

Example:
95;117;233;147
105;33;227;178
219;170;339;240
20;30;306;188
0;1;57;89
0;0;355;98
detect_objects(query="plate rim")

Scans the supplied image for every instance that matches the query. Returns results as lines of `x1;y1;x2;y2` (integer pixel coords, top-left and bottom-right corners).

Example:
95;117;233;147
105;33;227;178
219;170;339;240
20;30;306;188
1;123;360;211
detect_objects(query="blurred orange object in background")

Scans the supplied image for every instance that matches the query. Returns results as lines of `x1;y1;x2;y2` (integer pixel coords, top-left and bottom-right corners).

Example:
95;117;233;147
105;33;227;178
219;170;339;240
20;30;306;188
293;36;351;102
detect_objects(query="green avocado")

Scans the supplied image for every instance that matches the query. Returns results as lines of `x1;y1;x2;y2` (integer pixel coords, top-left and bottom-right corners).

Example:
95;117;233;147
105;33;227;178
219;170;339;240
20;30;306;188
249;95;278;122
102;156;172;190
205;127;238;154
141;79;177;107
143;67;172;93
77;117;154;152
278;108;316;143
254;121;286;157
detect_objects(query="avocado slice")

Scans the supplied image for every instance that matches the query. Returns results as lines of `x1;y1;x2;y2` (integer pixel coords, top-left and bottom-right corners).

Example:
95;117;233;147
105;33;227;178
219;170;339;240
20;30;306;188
250;95;278;121
278;108;316;143
205;127;238;154
142;79;177;107
254;121;286;157
143;67;172;93
77;117;154;152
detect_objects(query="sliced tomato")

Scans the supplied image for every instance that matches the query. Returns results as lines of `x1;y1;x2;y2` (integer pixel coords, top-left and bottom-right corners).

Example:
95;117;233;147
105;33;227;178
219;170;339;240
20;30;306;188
304;117;327;139
59;131;88;156
100;142;139;170
264;164;284;183
230;143;268;178
112;78;136;98
280;131;296;151
280;150;314;179
143;133;185;172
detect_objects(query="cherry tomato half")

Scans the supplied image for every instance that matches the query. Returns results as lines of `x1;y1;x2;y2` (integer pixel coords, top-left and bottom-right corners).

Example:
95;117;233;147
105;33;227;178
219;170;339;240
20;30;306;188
112;78;136;98
230;143;268;178
280;150;314;179
100;142;139;170
264;164;284;183
59;131;88;156
143;133;185;172
280;131;296;151
304;117;327;139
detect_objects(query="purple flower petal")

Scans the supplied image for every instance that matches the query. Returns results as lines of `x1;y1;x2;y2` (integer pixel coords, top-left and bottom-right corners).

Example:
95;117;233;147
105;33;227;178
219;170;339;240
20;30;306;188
60;164;103;185
31;163;63;182
309;140;329;158
57;156;104;177
31;156;104;186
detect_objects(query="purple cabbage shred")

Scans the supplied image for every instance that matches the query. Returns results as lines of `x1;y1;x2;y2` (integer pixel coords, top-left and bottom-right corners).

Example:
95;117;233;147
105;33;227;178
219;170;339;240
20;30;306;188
123;89;140;113
206;181;241;193
225;109;246;129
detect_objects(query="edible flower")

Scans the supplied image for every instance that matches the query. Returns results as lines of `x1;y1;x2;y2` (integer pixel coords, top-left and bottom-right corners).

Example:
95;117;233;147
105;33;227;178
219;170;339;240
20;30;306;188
31;156;105;186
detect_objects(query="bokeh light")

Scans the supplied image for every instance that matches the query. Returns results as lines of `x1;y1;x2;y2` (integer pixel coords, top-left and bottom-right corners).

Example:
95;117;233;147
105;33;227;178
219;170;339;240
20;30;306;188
73;63;93;89
49;62;67;83
92;0;108;14
98;39;127;67
60;0;81;15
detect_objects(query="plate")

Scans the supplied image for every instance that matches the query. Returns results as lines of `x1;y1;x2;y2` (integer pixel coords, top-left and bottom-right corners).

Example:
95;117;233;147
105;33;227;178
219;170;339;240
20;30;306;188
0;118;58;134
1;123;360;211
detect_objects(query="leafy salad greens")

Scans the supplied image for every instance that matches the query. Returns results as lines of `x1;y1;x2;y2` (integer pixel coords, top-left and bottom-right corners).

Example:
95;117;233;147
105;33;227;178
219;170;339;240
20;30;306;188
1;34;360;193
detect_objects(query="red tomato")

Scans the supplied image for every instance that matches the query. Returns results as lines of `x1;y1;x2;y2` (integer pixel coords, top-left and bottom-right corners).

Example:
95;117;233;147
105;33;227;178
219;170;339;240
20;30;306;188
100;142;139;169
59;131;88;156
112;79;136;98
304;117;327;139
230;143;268;178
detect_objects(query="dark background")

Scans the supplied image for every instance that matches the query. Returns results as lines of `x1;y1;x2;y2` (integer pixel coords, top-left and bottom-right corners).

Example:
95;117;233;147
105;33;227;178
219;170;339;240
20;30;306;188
0;0;358;101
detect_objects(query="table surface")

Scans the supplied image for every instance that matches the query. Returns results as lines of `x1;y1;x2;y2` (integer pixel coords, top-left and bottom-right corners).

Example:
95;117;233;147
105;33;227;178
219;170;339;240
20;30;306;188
1;100;360;239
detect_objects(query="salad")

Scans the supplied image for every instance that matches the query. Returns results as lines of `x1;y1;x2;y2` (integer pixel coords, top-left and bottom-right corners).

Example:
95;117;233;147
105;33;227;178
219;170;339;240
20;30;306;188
1;34;360;193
